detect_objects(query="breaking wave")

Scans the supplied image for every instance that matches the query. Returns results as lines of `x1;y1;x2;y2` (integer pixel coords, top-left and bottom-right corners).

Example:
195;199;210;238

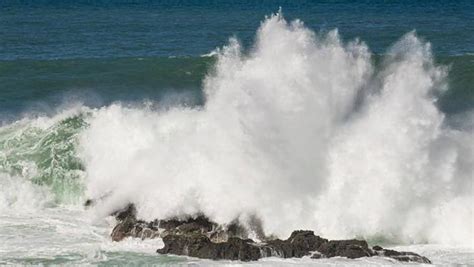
0;12;472;246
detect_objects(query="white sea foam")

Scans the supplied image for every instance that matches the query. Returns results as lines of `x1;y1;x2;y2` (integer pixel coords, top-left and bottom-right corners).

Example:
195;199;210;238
78;12;474;247
0;173;50;213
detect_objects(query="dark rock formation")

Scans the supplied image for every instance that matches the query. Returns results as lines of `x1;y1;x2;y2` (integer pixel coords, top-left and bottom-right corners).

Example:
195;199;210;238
156;230;330;261
156;230;431;264
157;235;261;261
263;230;327;258
372;246;431;264
112;203;137;221
318;239;374;258
373;245;383;251
110;204;162;241
109;204;431;264
110;204;253;243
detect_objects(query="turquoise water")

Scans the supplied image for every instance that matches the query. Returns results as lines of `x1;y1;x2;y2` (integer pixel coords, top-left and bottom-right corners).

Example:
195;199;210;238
1;1;473;59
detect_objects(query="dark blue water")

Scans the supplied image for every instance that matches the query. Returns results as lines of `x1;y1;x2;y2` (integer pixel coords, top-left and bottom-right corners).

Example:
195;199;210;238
1;0;473;120
2;0;474;59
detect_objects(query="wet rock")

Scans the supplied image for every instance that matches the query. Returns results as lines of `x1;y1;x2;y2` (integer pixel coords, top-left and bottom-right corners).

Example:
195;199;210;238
107;205;431;264
216;237;262;261
310;252;323;259
157;215;256;243
155;229;431;263
84;199;94;207
373;246;431;264
110;204;160;241
110;204;138;241
111;216;135;241
317;239;374;259
157;234;261;261
109;209;248;243
372;245;383;251
209;220;250;243
173;215;215;233
265;230;328;258
158;230;327;261
111;203;137;221
158;215;215;232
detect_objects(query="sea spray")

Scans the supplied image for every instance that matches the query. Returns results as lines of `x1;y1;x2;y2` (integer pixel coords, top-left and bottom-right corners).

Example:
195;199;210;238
79;12;473;246
0;109;88;205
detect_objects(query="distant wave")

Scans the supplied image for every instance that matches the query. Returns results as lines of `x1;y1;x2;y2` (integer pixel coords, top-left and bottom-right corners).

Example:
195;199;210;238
200;49;219;57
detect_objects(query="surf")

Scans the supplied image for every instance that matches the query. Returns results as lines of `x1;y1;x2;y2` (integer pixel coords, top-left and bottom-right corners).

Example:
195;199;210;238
0;12;472;265
79;12;473;246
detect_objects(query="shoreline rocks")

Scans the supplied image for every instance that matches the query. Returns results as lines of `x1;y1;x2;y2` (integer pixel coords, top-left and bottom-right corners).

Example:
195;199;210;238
107;203;431;264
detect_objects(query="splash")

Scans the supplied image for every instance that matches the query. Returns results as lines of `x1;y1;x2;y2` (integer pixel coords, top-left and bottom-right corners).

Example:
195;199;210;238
0;108;88;205
66;13;472;246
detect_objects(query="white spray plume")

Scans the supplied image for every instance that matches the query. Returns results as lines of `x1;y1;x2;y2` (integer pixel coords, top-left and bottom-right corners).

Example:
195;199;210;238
80;12;474;246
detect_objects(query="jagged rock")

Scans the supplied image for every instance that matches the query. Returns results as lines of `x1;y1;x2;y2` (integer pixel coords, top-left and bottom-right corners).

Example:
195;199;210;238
158;230;328;261
113;203;137;221
110;204;158;241
264;230;328;258
318;239;374;259
162;215;217;236
373;246;431;264
111;216;135;241
108;204;431;264
218;237;262;261
310;252;323;259
372;245;383;251
109;208;248;243
158;215;215;232
157;234;261;261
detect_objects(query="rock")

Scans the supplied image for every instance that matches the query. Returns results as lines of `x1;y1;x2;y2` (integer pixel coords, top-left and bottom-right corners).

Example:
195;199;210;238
373;246;431;264
174;215;215;233
107;205;431;264
317;239;374;259
372;245;383;251
155;229;431;263
157;215;257;243
111;215;136;241
310;252;323;259
109;209;248;243
110;204;160;241
157;230;328;261
112;203;137;221
158;215;215;232
208;220;250;243
265;230;328;258
110;204;138;241
84;199;94;207
245;215;266;241
157;230;325;261
157;234;261;261
83;193;112;208
216;237;262;261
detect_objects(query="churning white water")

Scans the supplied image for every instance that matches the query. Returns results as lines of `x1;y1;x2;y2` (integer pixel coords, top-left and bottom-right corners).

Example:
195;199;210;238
0;12;473;265
82;13;473;245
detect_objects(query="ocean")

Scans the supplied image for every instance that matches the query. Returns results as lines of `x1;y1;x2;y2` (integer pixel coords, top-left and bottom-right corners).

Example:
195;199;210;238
0;1;473;265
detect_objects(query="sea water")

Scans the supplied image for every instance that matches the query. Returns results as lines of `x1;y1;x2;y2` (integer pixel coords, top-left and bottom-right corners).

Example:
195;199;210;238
0;1;473;265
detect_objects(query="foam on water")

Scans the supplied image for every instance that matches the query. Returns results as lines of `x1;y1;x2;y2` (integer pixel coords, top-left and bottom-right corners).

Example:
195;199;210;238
0;107;87;204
